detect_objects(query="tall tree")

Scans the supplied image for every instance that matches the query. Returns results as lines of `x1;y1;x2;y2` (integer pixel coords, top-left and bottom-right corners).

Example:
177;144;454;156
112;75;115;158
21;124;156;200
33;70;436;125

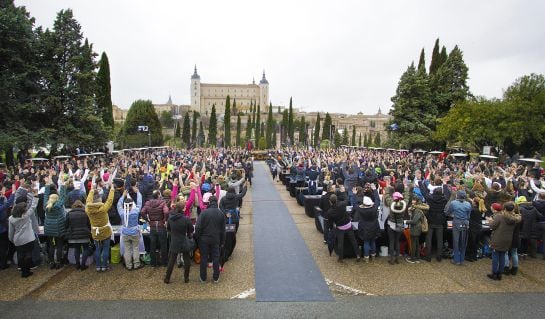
351;126;356;146
251;101;256;139
96;52;113;133
159;110;174;128
429;38;441;75
236;114;242;147
224;95;231;147
191;111;198;145
358;132;362;146
281;109;289;144
322;113;332;141
298;116;307;145
417;48;426;73
175;121;181;138
342;127;349;145
245;114;252;142
266;102;274;148
208;104;217;147
182;111;190;146
198;121;205;147
432;45;469;117
122;100;163;147
288;97;294;142
272;120;277;148
374;132;381;147
232;98;237;116
334;130;342;147
313;113;321;147
255;103;261;143
439;46;448;67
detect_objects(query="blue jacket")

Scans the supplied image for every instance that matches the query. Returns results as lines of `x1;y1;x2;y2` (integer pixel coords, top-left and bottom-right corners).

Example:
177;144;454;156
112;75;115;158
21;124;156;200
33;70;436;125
448;199;471;222
0;194;15;234
117;192;143;236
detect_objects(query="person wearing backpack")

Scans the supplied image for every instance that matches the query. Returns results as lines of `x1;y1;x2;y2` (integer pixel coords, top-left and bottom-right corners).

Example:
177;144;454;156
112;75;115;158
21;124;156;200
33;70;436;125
406;197;429;263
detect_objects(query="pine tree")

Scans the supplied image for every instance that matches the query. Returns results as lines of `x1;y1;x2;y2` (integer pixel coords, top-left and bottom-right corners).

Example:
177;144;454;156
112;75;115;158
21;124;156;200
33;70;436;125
374;132;381;147
433;45;469;117
255;103;261;143
288;97;294;142
96;52;114;133
266;102;273;148
208;104;217;147
224;95;231;147
236;114;241;147
182;112;191;146
322;113;332;141
429;38;441;75
191;111;198;145
313;113;321;147
417;48;426;73
351;126;356;145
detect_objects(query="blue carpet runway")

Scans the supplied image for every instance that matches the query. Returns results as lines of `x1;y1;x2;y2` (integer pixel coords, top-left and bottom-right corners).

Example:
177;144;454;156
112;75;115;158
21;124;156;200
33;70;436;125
252;162;332;302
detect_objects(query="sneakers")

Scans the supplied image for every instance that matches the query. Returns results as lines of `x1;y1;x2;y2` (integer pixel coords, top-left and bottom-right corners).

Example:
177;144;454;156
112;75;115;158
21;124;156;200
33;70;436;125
363;256;370;263
406;257;417;264
213;278;220;284
422;256;432;262
200;277;206;283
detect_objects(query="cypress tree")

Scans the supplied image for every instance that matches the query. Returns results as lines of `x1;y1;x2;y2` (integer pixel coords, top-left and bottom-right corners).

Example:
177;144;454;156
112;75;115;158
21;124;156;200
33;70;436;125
251;101;256;139
439;46;448;67
175;121;181;138
236;114;241;147
417;48;426;73
299;116;306;145
224;95;231;147
322;113;332;141
191;111;198;145
314;113;321;147
96;52;114;132
351;126;356;145
198;121;204;147
208;104;217;147
429;38;441;75
232;98;237;116
281;109;289;144
342;127;349;145
374;132;381;147
255;103;261;142
272;120;277;148
288;97;294;142
358;132;362;146
245;114;252;142
266;102;273;148
182;112;190;146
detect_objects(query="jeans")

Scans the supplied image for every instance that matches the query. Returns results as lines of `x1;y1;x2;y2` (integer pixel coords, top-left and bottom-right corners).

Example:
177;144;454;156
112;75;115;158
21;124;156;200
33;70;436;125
94;239;111;269
411;236;420;258
16;241;34;276
388;228;401;257
149;229;168;266
504;248;518;268
0;232;9;268
122;234;141;269
363;239;376;257
425;226;443;258
47;236;64;264
452;221;468;264
72;242;92;266
199;241;220;281
165;251;190;282
492;249;506;274
336;228;360;260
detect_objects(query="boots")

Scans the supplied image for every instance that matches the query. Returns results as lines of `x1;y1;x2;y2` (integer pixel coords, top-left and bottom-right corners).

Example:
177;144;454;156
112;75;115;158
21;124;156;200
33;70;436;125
363;256;370;263
503;267;511;276
394;256;399;264
388;256;395;265
511;267;518;276
184;266;190;283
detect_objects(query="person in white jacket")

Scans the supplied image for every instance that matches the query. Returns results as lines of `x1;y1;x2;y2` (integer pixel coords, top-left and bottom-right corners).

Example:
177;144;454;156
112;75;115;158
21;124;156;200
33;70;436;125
8;191;39;278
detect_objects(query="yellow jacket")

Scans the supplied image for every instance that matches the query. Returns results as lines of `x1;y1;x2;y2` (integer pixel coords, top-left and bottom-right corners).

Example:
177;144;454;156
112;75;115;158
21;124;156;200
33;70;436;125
86;188;115;241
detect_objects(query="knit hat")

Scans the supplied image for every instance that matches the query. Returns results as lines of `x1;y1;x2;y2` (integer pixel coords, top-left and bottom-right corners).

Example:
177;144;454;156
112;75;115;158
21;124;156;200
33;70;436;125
515;196;527;204
491;202;502;212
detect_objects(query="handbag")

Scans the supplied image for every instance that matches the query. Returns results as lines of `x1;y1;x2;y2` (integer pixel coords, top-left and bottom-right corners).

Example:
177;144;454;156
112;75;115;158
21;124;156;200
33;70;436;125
182;236;196;253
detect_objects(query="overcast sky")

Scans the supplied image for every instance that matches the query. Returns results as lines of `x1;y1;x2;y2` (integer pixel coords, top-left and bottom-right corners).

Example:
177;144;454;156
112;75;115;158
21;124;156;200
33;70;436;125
16;0;545;114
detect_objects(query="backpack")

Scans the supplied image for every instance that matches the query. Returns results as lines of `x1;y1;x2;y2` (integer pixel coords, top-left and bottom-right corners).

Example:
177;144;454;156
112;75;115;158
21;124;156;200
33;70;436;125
421;214;428;233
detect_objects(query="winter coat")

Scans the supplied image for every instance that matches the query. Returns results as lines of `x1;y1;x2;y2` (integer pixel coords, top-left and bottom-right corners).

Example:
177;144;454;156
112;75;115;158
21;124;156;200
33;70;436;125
489;210;522;252
86;188;115;241
469;206;483;233
353;205;380;241
117;192;142;236
324;199;351;230
8;196;39;247
167;210;194;254
519;202;543;239
406;203;428;236
0;194;15;234
141;198;169;231
485;189;513;215
44;185;67;237
419;182;450;226
219;186;247;212
533;200;545;221
107;188;124;226
65;207;91;241
195;201;226;246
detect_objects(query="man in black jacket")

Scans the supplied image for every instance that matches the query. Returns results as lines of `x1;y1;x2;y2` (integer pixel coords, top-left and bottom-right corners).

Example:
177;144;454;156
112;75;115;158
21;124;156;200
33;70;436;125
195;196;225;283
419;180;451;262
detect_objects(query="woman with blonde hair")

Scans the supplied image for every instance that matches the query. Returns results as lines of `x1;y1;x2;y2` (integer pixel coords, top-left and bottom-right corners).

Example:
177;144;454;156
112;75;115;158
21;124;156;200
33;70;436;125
44;173;67;269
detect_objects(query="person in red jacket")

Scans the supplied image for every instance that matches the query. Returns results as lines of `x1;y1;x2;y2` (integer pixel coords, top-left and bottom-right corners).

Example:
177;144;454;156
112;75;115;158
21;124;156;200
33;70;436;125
141;190;169;266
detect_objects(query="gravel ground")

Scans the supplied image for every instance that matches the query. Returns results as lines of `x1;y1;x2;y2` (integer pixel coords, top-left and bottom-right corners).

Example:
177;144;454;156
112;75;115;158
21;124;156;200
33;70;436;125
271;166;545;296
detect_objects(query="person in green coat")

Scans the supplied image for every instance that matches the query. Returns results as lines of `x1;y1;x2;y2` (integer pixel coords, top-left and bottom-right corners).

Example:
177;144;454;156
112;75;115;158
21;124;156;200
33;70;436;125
44;172;67;269
406;197;429;263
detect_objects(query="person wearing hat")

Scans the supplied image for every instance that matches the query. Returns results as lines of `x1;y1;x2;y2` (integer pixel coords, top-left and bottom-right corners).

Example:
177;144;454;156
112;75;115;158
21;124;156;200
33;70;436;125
385;191;407;265
8;190;39;278
195;195;225;283
117;190;143;270
486;202;521;280
353;195;380;263
446;190;471;265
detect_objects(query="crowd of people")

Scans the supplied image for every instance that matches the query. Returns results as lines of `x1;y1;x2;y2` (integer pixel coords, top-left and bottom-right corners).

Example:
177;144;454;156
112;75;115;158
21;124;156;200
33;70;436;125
272;147;545;280
0;147;252;283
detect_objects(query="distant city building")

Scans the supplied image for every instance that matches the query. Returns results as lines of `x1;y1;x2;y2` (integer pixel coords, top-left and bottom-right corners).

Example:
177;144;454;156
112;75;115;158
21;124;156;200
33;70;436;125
190;65;269;116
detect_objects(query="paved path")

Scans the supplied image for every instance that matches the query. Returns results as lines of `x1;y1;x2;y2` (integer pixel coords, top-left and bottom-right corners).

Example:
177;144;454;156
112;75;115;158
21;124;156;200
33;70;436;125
252;162;332;301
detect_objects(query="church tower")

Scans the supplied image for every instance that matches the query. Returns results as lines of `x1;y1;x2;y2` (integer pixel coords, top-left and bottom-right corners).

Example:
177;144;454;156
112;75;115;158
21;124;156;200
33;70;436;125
259;70;269;110
190;65;201;113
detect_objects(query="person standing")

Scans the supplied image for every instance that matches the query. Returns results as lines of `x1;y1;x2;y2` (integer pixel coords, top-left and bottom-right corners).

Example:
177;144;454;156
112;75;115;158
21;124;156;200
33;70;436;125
140;190;169;266
86;181;115;272
8;190;38;277
353;196;380;262
446;190;472;265
324;194;361;263
164;196;194;284
487;202;521;280
0;184;16;270
65;200;92;270
419;181;450;262
44;174;67;269
117;190;143;270
406;198;429;263
195;196;225;283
